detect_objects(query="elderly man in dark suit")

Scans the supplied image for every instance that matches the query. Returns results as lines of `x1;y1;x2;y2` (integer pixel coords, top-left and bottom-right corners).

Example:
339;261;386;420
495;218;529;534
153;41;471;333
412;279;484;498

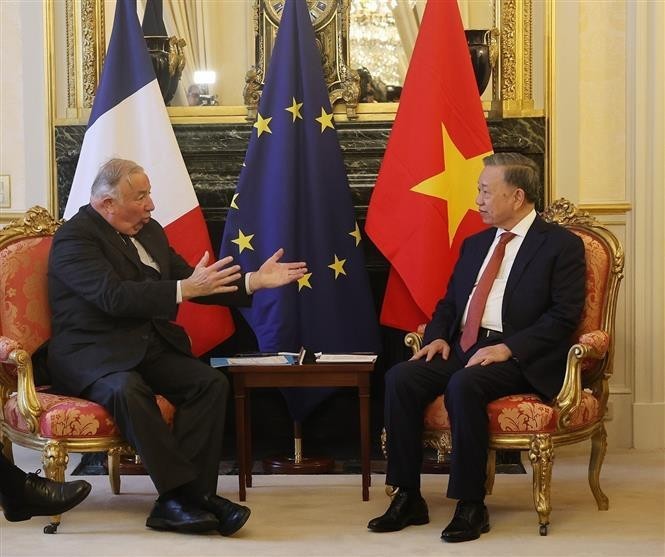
368;153;586;542
47;158;306;535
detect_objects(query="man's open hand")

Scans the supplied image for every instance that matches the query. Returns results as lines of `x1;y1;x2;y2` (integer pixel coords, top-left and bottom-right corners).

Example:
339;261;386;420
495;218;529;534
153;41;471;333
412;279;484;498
411;338;451;362
465;343;512;367
181;252;242;300
248;248;307;291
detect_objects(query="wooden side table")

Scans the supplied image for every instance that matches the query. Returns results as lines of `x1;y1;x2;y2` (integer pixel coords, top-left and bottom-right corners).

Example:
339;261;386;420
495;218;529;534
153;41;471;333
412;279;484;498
226;362;375;501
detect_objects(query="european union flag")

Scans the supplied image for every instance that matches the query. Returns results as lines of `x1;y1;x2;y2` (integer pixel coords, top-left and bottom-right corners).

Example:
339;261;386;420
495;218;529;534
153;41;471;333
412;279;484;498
220;0;380;421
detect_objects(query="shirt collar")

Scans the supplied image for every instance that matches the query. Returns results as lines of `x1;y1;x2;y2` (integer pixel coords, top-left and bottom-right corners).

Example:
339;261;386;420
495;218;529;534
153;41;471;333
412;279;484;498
496;208;537;239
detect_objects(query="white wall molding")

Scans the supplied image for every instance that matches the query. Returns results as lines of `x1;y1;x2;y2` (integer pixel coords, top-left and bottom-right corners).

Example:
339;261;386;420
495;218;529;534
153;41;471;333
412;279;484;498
626;0;665;449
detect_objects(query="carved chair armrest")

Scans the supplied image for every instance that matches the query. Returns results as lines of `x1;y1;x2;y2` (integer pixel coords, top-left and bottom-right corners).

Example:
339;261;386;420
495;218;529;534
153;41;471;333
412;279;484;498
554;330;610;429
404;331;424;355
0;336;42;433
404;324;427;356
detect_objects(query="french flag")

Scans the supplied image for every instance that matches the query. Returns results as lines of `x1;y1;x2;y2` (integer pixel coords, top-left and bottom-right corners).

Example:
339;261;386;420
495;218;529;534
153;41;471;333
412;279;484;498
64;0;235;355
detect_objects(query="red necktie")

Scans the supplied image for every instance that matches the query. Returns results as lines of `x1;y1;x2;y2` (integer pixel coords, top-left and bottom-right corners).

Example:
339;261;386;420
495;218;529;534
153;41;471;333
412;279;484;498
460;232;516;352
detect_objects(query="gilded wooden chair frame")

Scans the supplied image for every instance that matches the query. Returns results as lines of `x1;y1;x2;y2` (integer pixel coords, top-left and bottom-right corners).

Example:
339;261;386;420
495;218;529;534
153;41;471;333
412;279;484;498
0;206;135;532
389;198;625;535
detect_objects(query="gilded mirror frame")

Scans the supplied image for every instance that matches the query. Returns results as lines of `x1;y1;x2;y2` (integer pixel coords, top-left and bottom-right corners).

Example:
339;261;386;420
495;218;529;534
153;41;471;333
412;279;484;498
50;0;542;125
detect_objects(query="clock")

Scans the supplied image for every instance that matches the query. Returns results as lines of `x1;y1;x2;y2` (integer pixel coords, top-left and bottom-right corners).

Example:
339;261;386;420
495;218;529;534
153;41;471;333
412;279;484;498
245;0;360;120
264;0;338;29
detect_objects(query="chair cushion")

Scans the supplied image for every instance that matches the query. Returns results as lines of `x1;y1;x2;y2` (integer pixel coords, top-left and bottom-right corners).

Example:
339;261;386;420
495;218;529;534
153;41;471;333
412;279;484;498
423;391;601;434
4;391;176;438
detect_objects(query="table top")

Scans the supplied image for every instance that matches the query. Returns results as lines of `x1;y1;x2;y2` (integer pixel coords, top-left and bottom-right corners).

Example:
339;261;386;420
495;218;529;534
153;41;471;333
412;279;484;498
226;362;375;374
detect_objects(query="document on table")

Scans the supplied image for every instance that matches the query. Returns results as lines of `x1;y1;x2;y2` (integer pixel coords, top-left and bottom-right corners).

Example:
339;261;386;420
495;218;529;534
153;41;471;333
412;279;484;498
316;353;378;363
210;353;298;367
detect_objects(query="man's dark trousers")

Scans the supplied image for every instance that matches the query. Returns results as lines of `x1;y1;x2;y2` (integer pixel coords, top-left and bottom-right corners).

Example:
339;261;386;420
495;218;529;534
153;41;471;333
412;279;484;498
83;330;228;497
384;335;533;501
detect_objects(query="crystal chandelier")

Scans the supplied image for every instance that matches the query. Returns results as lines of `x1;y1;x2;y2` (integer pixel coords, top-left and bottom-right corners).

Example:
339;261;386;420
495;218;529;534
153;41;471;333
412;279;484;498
350;0;401;88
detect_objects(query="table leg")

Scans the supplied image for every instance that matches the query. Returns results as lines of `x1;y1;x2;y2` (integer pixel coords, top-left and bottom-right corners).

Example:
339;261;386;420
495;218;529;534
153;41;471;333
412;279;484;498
234;383;247;502
245;390;252;488
359;379;371;501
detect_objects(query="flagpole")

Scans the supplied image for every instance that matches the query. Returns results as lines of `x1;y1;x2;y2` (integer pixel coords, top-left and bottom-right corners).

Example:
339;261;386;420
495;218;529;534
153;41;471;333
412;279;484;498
223;0;379;476
262;421;334;474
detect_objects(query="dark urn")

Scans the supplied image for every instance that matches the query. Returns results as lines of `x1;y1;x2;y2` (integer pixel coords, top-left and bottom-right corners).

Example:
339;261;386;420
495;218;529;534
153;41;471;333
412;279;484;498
144;35;186;105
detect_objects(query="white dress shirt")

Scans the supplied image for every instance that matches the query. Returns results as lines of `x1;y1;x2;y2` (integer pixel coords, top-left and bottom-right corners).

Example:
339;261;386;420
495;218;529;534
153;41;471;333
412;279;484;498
461;209;537;332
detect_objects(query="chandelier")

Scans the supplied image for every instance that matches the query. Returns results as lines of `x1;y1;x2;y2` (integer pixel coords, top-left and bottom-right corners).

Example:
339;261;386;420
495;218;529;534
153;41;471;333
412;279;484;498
350;0;402;88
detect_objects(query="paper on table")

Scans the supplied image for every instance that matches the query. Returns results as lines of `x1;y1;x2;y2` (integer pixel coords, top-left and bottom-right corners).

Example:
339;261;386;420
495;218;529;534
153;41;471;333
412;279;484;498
316;353;378;363
210;354;297;367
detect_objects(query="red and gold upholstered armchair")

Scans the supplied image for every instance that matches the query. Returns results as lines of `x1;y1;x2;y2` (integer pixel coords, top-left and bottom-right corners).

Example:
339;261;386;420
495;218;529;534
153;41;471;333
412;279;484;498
383;198;624;535
0;207;175;533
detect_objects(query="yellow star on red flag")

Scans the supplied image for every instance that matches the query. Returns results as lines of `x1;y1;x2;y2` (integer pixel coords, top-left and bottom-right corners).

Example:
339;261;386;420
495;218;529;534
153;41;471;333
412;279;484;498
411;122;491;244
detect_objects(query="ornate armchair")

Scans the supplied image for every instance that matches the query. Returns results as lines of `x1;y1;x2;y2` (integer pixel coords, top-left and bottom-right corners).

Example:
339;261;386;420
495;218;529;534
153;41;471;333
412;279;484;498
384;199;624;535
0;207;175;533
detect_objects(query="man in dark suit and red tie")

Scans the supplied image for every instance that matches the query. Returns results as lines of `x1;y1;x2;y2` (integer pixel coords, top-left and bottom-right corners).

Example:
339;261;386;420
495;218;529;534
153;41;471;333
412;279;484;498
47;158;307;535
368;152;586;542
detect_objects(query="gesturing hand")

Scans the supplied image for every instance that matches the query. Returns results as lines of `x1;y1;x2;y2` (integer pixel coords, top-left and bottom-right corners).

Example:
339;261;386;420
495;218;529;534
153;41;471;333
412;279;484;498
249;248;307;291
181;252;242;300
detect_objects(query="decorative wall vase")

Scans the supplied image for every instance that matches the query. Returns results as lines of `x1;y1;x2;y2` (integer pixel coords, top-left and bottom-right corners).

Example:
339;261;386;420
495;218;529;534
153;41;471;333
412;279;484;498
465;29;499;96
144;35;186;105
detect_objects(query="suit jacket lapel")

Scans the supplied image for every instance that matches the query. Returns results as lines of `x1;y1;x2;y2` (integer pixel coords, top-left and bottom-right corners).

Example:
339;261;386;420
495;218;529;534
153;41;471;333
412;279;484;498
83;205;141;269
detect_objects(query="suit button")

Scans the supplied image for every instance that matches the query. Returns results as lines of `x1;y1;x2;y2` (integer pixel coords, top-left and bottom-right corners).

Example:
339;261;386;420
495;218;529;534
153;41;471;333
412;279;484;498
141;334;149;340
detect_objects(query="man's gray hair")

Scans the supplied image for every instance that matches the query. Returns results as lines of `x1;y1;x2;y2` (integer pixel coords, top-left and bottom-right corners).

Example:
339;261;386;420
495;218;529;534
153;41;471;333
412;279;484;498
90;158;144;200
483;152;540;204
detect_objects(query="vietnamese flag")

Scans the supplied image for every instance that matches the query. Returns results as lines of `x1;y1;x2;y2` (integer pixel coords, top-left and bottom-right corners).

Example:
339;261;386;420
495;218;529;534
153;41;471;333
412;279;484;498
365;0;492;332
64;0;235;355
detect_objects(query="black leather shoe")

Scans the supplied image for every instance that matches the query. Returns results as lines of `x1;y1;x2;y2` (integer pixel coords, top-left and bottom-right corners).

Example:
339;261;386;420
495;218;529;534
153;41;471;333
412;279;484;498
201;494;251;536
367;490;429;532
441;500;490;542
146;496;219;533
1;473;92;522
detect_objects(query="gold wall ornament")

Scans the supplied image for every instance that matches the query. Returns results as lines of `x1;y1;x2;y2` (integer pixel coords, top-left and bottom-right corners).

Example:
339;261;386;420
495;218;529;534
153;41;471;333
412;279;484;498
80;0;105;109
492;0;536;117
243;66;263;122
263;0;338;26
167;36;186;77
249;0;359;120
65;0;76;109
57;0;104;112
52;0;542;123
